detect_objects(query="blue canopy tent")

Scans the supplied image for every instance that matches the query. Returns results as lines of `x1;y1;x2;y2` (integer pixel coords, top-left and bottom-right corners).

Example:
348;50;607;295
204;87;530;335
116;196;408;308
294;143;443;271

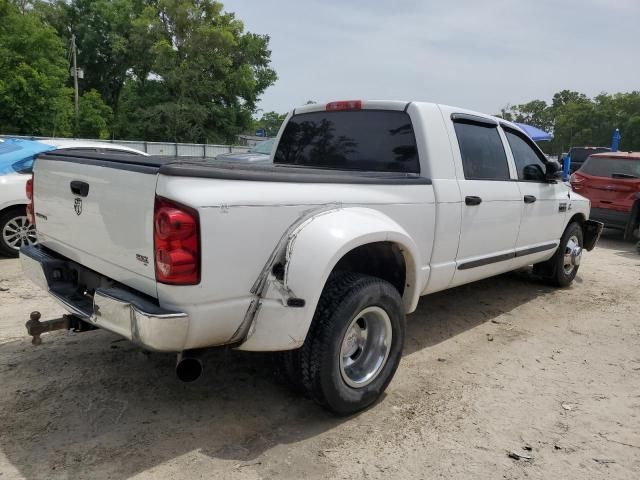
514;122;553;142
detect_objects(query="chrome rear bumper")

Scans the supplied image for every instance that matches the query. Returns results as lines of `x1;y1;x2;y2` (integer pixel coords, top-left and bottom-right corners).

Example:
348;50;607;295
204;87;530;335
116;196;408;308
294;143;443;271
20;246;189;352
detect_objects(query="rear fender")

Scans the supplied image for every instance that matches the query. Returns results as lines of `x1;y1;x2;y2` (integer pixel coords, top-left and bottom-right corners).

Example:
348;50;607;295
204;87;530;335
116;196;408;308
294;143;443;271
236;207;422;351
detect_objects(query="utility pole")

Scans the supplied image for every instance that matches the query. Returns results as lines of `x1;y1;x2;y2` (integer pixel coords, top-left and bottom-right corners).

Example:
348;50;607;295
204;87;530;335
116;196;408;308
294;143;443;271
71;34;79;134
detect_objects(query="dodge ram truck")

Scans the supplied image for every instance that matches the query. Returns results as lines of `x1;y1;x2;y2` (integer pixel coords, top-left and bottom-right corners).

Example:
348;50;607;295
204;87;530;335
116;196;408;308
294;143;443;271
20;100;603;415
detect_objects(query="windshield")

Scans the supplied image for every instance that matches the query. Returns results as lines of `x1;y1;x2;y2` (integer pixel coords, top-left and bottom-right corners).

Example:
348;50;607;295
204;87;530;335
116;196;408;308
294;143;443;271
579;156;640;178
274;110;419;173
0;139;56;175
250;138;274;155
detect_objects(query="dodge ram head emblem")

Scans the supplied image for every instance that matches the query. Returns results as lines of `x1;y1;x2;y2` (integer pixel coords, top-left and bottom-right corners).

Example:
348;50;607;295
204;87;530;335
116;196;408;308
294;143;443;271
74;198;83;216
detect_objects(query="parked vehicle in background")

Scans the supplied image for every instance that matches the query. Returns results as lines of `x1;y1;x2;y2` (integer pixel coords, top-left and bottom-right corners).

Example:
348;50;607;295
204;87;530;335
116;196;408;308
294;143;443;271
215;138;274;162
565;146;611;173
21;100;603;415
0;138;147;256
571;151;640;240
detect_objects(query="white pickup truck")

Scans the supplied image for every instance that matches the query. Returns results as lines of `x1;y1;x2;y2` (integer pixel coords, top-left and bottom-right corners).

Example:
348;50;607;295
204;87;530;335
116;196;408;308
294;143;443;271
21;100;602;414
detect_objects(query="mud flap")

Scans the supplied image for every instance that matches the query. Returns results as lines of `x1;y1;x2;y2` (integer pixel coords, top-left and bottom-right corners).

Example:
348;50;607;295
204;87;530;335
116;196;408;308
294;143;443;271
583;220;604;251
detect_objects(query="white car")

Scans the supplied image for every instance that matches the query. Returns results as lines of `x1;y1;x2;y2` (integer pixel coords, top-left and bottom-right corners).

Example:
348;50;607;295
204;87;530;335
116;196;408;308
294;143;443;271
21;100;603;414
0;138;146;256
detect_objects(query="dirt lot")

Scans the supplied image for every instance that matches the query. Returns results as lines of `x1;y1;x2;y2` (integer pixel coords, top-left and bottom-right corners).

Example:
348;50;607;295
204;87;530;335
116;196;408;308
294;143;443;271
0;230;639;479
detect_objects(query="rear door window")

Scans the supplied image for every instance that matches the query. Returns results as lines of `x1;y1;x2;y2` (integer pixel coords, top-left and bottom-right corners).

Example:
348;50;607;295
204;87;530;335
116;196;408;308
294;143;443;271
504;129;547;181
453;121;510;180
580;157;640;178
274;110;419;173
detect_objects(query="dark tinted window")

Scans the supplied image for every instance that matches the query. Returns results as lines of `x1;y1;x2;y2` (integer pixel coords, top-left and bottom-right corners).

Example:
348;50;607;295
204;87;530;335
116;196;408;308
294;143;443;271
274;110;419;173
569;147;610;164
580;156;640;178
504;129;547;181
454;122;510;180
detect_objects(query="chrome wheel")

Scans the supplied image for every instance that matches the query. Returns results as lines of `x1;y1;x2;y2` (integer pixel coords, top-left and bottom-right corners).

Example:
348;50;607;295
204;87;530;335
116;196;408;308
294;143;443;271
339;306;393;388
2;215;36;251
563;235;582;275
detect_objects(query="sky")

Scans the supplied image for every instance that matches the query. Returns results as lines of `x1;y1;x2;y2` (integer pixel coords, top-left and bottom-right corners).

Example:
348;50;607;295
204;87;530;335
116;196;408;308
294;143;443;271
223;0;640;116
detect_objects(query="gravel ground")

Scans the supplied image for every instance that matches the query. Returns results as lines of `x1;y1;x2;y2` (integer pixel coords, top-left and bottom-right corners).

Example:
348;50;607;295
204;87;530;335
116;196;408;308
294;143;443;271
0;229;639;480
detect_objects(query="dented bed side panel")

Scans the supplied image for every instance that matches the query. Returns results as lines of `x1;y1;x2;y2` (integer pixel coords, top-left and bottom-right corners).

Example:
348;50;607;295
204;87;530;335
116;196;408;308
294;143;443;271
238;205;434;351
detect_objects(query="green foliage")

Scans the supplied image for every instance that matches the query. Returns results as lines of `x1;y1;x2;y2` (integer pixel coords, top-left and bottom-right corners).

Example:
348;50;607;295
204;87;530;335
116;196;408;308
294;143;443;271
0;0;73;135
77;89;113;138
252;111;287;136
40;0;146;109
499;90;640;154
1;0;275;142
113;0;277;143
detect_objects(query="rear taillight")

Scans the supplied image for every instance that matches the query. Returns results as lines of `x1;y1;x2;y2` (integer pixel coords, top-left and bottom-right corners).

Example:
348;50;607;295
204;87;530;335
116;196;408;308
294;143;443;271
154;197;200;285
326;100;362;111
570;173;584;190
26;177;35;225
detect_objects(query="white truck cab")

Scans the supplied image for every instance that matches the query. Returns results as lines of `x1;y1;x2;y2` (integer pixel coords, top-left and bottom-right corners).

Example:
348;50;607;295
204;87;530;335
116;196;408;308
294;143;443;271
21;100;603;414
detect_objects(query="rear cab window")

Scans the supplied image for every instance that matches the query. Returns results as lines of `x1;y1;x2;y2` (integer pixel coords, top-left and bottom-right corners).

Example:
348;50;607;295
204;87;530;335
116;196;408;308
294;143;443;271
274;110;419;173
580;156;640;179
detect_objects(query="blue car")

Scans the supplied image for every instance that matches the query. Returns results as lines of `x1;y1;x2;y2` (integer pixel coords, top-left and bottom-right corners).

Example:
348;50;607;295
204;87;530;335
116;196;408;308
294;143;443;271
0;138;146;256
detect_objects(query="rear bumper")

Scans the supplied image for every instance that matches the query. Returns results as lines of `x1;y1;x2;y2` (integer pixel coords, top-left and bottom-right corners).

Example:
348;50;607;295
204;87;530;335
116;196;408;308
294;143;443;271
589;207;630;229
20;246;189;352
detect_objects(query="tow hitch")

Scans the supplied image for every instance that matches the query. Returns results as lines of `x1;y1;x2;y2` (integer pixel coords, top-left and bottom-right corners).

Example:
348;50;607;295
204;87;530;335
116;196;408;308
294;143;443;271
25;311;96;345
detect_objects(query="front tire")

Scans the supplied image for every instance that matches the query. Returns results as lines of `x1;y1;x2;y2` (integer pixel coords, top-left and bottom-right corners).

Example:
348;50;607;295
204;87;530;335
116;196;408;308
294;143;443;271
0;207;36;257
536;222;583;287
297;272;405;416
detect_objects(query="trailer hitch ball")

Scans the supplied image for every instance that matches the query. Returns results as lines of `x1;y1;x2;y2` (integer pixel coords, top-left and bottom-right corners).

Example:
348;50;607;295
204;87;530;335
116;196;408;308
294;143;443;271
25;311;83;345
26;311;44;345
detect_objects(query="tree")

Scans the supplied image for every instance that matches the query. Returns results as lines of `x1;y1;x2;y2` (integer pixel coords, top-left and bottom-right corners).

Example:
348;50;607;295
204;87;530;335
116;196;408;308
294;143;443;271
252;111;287;136
551;90;589;111
0;0;74;135
114;0;277;143
77;89;113;138
36;0;145;110
512;100;553;131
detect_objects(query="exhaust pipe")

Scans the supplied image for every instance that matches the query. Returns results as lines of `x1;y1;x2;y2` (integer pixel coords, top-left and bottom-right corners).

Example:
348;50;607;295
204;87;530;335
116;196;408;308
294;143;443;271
176;351;203;382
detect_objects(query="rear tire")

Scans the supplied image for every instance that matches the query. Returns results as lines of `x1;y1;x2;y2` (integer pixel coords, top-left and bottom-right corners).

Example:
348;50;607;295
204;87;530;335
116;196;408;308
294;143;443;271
0;207;36;257
294;272;405;416
536;222;583;287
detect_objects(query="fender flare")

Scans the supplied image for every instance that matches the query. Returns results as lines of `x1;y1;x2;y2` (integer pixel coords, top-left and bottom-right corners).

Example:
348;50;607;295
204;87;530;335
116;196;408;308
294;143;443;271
281;207;421;342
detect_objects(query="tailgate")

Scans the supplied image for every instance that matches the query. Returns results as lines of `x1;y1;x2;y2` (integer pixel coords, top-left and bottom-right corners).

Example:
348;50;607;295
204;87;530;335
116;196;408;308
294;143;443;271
32;153;162;297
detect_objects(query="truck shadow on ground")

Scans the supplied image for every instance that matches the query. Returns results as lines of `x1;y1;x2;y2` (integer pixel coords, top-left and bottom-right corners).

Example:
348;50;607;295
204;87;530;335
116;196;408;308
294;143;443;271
0;237;629;479
597;227;639;260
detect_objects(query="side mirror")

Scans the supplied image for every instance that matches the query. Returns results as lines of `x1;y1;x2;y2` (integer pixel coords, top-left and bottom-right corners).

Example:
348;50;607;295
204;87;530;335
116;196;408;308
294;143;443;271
545;161;563;181
522;164;545;181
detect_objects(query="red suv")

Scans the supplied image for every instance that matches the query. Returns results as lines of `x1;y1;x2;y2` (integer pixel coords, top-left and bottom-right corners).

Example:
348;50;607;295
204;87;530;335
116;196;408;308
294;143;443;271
571;152;640;240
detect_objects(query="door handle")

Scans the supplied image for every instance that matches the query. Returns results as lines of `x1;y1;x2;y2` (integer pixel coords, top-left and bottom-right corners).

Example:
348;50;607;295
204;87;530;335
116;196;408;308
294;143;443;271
524;195;537;204
70;180;90;197
465;196;482;206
